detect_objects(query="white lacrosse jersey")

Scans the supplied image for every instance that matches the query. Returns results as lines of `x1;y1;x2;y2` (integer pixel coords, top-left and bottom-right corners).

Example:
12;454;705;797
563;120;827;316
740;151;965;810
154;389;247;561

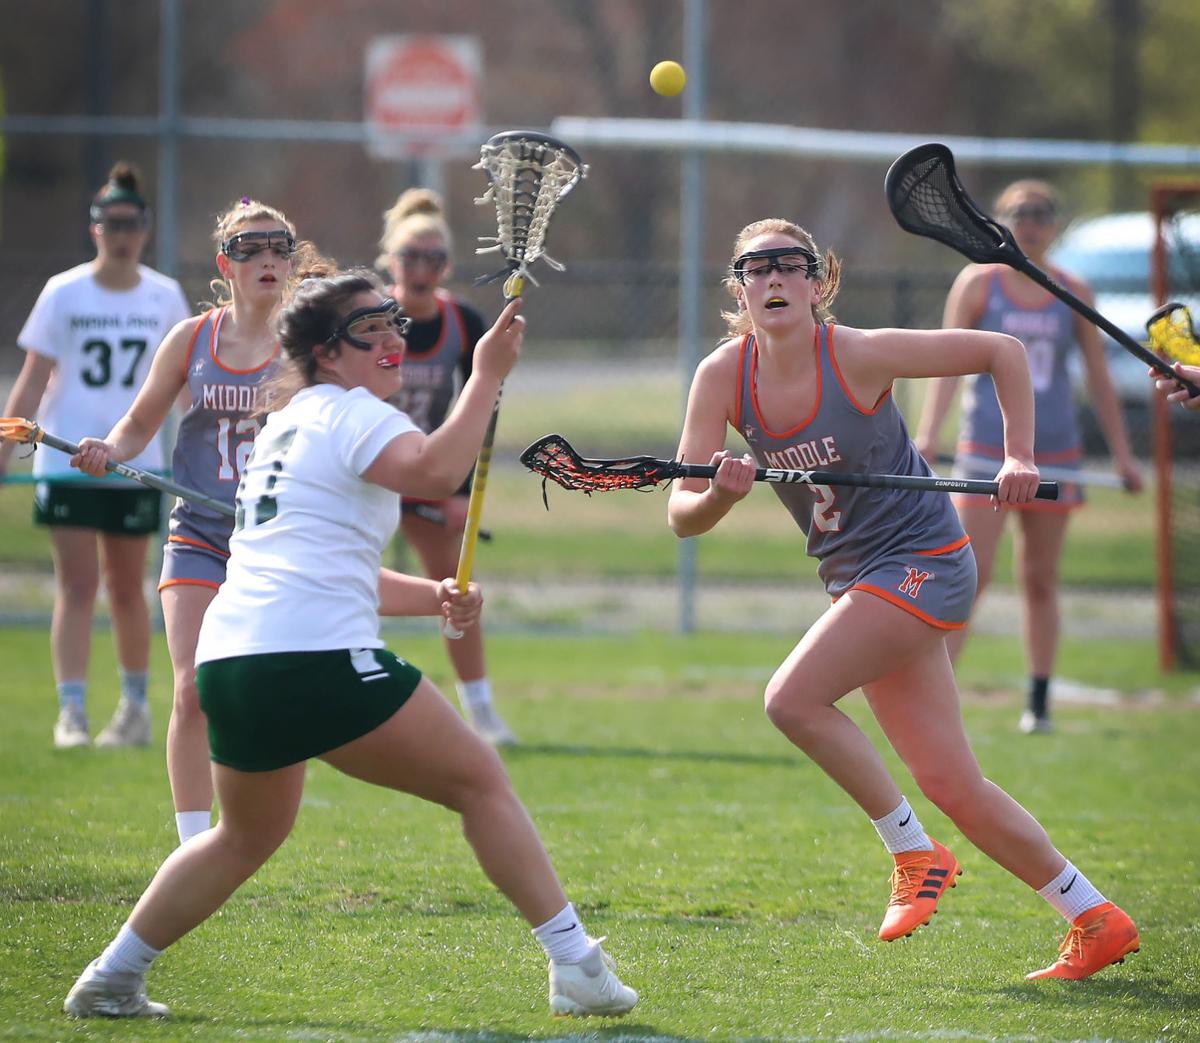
194;384;420;664
18;263;190;483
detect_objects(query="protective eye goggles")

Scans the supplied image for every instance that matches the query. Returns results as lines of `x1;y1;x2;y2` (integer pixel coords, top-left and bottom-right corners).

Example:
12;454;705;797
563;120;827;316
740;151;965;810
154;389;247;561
326;298;412;350
221;230;297;262
1001;204;1057;226
730;247;822;284
95;214;149;234
397;247;449;269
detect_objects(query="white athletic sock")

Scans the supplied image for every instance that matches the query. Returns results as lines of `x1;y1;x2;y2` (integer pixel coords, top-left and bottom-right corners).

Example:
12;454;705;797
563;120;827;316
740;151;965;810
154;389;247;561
175;811;212;844
456;677;493;710
95;923;161;976
871;798;933;855
532;902;590;965
119;670;149;706
1036;860;1106;921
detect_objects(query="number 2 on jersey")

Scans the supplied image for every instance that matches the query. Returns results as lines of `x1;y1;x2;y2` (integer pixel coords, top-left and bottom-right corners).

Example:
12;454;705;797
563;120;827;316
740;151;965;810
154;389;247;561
809;483;842;532
234;426;297;530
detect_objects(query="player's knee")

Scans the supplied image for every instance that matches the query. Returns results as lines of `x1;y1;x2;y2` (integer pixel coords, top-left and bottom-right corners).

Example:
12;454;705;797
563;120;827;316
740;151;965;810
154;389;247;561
170;676;204;720
1021;569;1058;604
104;574;147;613
913;770;979;821
58;571;99;604
763;684;816;739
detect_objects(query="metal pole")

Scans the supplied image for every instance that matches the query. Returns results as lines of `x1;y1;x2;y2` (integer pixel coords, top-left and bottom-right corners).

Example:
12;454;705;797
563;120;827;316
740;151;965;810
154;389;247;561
677;0;706;633
156;0;181;275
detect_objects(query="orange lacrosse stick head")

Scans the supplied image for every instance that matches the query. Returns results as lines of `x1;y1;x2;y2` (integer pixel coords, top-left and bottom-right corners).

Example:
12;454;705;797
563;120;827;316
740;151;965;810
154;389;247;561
0;418;41;444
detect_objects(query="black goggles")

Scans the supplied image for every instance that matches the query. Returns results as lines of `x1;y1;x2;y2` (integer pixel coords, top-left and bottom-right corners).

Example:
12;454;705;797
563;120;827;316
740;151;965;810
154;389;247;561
221;230;297;262
326;298;412;350
95;214;149;234
730;247;822;284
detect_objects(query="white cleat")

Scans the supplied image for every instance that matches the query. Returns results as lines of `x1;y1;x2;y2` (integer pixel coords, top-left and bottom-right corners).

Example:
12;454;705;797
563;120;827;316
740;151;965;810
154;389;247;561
463;702;518;747
63;961;169;1018
1018;710;1054;735
549;940;638;1017
95;699;152;747
53;705;91;749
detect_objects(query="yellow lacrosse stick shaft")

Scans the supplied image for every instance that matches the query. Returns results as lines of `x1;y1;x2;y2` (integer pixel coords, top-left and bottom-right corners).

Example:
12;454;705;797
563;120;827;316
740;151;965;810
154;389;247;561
450;272;524;606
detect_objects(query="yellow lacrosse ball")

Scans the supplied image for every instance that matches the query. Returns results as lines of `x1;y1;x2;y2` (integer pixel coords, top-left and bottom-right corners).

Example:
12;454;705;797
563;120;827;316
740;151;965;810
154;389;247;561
650;60;686;97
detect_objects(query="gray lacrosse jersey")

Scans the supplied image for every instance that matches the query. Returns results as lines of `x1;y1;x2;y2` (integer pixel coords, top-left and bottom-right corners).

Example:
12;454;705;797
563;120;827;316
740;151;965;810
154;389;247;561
959;268;1081;464
735;326;967;597
386;290;470;434
169;307;274;553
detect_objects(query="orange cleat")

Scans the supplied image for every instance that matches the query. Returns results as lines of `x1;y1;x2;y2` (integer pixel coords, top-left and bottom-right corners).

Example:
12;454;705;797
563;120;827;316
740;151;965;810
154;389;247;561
1025;901;1140;980
878;839;962;941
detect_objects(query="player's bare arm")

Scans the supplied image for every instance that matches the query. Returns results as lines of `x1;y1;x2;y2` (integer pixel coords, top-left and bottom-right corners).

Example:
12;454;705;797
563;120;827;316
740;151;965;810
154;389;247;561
0;349;55;475
668;342;754;538
73;316;198;475
363;299;522;499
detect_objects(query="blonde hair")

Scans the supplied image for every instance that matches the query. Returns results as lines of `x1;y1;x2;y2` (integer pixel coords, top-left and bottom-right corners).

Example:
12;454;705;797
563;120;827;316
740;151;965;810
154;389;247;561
207;198;299;308
721;219;842;337
994;179;1060;216
377;187;452;269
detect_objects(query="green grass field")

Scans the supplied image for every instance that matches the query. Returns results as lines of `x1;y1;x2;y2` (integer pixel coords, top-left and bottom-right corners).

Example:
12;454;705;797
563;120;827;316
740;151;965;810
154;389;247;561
2;627;1197;1042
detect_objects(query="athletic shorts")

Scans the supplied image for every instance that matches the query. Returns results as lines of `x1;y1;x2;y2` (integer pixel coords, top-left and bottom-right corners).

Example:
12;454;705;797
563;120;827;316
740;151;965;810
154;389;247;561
33;481;162;535
952;454;1084;512
159;511;233;591
839;539;978;631
197;647;423;772
401;485;470;522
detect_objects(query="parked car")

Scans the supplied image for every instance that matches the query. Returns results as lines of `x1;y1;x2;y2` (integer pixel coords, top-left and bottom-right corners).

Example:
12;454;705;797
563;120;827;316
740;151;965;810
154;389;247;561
1050;210;1200;456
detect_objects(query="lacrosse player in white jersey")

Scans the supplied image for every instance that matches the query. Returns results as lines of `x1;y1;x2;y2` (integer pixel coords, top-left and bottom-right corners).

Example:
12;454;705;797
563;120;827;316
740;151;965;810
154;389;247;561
63;270;637;1021
0;162;190;750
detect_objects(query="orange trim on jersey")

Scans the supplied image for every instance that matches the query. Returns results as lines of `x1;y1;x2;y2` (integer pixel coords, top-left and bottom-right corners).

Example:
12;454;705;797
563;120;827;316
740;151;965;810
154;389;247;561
210;307;279;375
158;577;222;592
181;310;213;372
403;291;451;362
915;534;971;556
850;583;968;630
168;533;230;557
826;324;892;415
749;327;822;438
955;441;1083;466
732;334;750;431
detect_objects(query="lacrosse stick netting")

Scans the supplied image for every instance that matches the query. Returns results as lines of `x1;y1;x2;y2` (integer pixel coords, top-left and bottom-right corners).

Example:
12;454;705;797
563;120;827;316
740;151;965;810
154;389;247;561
473;131;587;299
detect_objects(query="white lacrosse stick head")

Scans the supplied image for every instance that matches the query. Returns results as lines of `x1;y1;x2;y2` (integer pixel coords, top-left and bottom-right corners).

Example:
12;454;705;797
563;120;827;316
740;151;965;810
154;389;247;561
473;130;587;298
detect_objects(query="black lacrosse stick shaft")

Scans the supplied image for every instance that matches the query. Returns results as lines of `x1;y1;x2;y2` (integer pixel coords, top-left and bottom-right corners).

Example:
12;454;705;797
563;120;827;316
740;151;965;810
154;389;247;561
886;142;1200;398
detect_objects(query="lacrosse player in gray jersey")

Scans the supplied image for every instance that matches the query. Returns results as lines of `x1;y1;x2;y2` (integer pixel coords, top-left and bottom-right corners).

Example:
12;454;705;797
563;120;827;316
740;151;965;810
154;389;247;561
74;198;303;845
667;218;1139;982
916;179;1142;734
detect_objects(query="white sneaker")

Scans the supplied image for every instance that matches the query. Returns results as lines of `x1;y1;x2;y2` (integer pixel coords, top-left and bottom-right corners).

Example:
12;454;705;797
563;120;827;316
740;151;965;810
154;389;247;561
53;705;91;748
96;699;152;747
63;960;169;1018
549;940;638;1017
1019;710;1054;734
463;701;518;747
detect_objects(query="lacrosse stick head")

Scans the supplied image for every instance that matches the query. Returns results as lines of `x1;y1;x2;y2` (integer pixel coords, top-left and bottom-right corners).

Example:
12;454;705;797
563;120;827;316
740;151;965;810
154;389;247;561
520;434;680;502
473;130;587;298
0;417;41;444
1146;301;1200;364
885;143;1019;265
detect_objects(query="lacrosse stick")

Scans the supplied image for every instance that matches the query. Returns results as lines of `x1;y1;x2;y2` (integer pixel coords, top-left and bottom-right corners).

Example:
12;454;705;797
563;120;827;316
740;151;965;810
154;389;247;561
938;453;1128;491
0;418;235;518
445;131;586;638
520;433;1058;502
1146;301;1200;365
885;142;1200;398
